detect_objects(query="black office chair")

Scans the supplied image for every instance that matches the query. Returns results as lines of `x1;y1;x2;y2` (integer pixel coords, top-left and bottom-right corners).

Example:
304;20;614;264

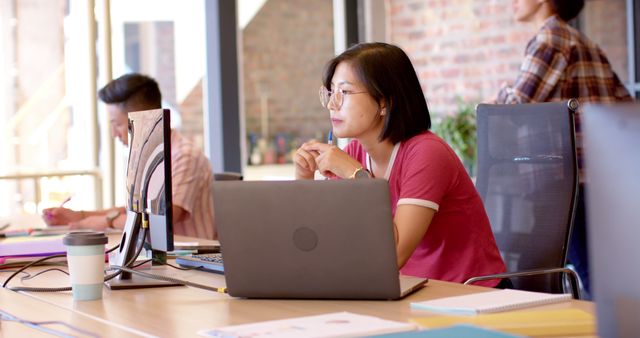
214;172;243;181
464;100;581;299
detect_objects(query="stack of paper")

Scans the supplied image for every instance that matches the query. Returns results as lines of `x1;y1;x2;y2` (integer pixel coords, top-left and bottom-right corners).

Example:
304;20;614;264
199;312;417;338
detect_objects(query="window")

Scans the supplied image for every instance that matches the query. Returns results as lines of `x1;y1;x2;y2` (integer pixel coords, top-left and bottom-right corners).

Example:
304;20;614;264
0;0;100;217
109;0;207;199
239;0;334;180
110;0;206;147
579;0;637;96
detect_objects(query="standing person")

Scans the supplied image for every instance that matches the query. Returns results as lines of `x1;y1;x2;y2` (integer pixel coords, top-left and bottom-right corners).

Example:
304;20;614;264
42;73;217;240
495;0;633;297
295;42;507;287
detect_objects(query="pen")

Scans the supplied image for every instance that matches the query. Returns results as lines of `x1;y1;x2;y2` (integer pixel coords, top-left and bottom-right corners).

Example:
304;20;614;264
324;130;334;181
0;229;32;238
60;196;72;208
0;223;9;232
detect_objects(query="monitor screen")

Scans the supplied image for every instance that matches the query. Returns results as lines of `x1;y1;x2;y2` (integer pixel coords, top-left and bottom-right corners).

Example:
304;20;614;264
126;108;173;253
112;108;174;277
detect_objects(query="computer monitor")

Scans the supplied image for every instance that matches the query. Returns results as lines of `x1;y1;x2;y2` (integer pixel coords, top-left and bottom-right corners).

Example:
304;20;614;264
107;108;175;289
582;103;640;338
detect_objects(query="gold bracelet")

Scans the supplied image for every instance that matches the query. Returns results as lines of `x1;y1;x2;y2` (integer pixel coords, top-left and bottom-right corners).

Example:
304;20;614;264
80;210;86;219
348;167;364;179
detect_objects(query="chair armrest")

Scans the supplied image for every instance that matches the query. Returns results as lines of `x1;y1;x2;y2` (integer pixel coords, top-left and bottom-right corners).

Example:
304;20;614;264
464;267;582;299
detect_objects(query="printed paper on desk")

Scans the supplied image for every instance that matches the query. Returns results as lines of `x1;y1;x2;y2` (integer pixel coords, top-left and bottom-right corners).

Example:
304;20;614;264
369;324;524;337
198;312;417;338
411;289;572;315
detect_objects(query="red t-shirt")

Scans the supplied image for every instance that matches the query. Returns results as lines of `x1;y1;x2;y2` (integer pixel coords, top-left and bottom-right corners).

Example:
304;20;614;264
344;131;506;287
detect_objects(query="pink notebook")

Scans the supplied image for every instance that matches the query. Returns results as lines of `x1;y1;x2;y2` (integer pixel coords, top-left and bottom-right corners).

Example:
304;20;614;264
0;235;66;259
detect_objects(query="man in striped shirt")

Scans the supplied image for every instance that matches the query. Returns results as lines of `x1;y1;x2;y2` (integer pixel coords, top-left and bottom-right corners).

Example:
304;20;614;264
495;0;632;298
42;73;216;240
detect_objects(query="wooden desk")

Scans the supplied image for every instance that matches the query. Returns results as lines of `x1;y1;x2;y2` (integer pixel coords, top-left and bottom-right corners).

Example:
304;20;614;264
1;234;596;337
0;287;140;337
4;262;595;338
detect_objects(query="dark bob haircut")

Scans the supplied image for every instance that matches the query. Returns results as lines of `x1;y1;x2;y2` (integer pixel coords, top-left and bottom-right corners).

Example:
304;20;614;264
98;73;162;109
322;42;430;144
550;0;584;21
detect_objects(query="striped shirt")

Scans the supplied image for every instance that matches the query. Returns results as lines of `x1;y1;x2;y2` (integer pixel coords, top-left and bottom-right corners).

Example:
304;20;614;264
171;131;216;239
497;15;632;181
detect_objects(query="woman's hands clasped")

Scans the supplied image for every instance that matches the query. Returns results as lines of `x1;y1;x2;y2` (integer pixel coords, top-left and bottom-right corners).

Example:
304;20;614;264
294;140;364;179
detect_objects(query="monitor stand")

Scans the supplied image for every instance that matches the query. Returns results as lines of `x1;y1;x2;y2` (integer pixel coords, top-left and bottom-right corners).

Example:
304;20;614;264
104;275;181;290
106;210;182;290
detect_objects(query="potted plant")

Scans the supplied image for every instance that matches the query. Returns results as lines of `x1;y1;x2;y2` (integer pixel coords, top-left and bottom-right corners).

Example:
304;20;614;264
432;99;477;177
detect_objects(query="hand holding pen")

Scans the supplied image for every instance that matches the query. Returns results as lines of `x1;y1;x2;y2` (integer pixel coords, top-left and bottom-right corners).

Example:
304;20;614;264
301;134;364;179
42;196;83;226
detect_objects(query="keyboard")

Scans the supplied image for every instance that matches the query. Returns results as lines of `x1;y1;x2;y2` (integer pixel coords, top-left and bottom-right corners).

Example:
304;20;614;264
175;253;224;274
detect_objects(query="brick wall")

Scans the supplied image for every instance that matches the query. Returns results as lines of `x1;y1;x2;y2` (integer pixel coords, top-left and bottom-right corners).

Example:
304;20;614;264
386;0;630;116
154;21;178;109
242;0;334;143
178;80;204;147
580;0;628;83
387;0;538;116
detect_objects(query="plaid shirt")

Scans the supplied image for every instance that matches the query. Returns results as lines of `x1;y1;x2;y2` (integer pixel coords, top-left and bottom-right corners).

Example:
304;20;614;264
497;15;633;182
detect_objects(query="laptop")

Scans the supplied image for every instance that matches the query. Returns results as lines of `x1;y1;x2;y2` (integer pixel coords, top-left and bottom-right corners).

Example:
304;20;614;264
210;179;427;299
582;103;640;338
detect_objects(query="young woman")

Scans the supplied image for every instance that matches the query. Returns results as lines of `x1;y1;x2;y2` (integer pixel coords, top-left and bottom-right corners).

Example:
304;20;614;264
295;42;506;287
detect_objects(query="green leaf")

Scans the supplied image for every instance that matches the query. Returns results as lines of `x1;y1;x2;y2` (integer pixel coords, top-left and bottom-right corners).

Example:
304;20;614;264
431;98;477;176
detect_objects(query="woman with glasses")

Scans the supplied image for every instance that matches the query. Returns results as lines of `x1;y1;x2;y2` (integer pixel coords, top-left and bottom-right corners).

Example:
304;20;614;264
294;42;507;287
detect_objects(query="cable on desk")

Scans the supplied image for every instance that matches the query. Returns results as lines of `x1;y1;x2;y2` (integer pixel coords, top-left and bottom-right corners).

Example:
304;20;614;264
0;309;100;338
112;265;228;294
105;243;120;254
130;259;152;269
4;229;147;292
2;254;67;289
0;270;31;279
155;258;200;271
20;268;69;281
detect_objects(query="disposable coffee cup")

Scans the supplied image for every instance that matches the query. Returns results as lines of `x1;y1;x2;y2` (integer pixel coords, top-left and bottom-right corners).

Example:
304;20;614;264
63;231;108;301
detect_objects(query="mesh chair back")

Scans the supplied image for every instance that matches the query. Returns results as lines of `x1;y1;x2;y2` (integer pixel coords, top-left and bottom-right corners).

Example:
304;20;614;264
475;101;578;293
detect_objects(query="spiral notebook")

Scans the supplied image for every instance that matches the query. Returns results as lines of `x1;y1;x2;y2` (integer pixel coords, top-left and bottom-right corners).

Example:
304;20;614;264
411;289;572;315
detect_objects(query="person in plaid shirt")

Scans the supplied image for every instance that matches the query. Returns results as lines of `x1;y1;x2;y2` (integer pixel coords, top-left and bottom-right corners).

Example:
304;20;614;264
495;0;633;299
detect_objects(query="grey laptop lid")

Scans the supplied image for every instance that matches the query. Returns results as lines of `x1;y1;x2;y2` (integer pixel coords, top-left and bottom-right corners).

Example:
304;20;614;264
213;179;427;300
583;104;640;338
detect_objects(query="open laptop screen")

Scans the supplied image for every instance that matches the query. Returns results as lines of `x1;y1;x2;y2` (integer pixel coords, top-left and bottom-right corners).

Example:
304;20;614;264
583;103;640;338
212;179;426;299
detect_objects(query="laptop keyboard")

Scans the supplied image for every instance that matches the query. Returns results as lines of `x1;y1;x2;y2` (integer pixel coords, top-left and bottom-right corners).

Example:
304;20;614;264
175;253;224;274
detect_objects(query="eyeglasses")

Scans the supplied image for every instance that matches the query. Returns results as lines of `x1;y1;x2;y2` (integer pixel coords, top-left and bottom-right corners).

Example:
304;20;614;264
318;86;368;109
